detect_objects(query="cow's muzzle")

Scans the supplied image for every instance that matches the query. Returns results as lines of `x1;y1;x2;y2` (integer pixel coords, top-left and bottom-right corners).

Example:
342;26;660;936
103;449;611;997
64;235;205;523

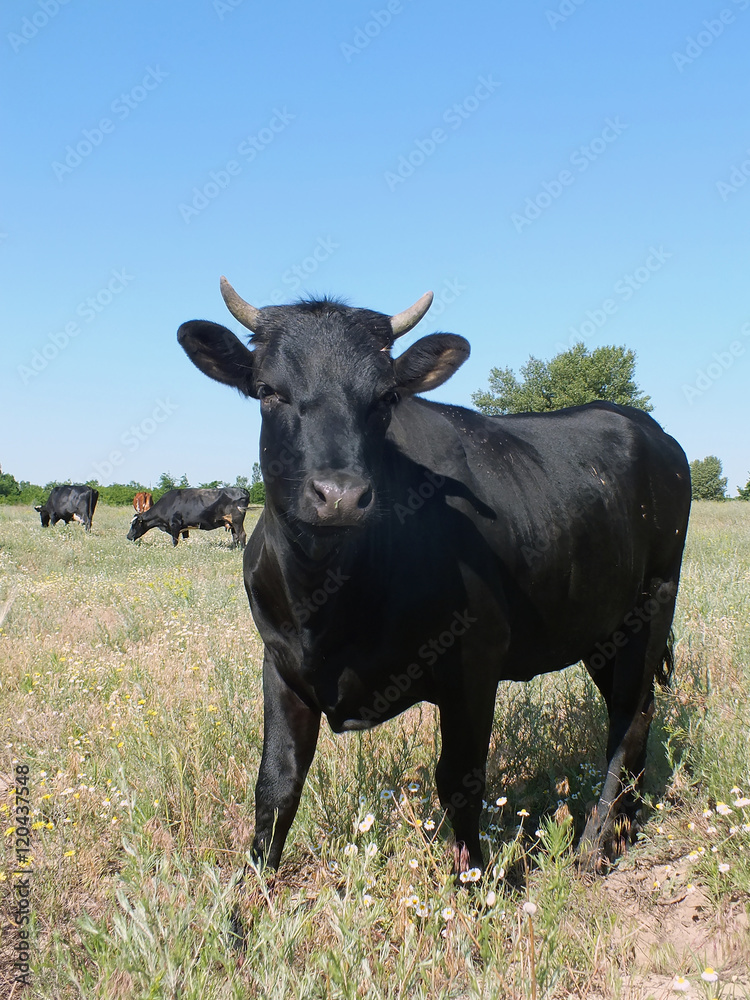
302;471;374;526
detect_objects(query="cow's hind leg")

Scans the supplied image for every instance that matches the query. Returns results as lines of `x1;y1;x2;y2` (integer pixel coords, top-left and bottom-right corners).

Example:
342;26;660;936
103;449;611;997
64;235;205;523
579;576;678;870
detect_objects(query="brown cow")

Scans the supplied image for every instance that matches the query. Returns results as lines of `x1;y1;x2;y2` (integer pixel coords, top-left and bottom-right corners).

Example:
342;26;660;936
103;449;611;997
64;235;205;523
133;492;153;514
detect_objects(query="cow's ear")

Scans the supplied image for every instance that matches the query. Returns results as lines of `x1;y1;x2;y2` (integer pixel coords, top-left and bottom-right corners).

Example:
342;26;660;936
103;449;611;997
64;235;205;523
177;321;256;397
392;333;470;395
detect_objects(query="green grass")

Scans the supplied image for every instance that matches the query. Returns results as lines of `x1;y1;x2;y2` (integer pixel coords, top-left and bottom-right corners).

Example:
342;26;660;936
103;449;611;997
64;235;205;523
1;502;749;998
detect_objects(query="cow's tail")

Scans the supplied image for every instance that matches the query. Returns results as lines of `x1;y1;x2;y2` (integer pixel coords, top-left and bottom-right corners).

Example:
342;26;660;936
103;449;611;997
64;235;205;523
655;630;675;688
88;489;99;530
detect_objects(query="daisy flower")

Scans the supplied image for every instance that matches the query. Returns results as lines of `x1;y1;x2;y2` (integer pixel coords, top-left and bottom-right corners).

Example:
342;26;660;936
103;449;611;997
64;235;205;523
358;813;375;833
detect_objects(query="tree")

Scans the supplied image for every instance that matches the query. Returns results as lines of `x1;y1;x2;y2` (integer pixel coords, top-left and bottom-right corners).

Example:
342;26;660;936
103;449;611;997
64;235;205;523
736;473;750;501
472;342;653;415
178;474;190;489
157;472;177;492
249;462;265;504
0;472;21;499
690;456;727;501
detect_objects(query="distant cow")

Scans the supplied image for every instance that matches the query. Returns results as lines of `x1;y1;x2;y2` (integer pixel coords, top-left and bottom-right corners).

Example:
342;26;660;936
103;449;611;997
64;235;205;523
35;485;99;532
133;492;153;514
127;488;249;547
177;277;691;878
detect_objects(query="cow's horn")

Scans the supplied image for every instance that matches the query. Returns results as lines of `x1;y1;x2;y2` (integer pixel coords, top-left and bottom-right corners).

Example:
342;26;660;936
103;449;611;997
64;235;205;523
390;291;434;338
220;276;262;332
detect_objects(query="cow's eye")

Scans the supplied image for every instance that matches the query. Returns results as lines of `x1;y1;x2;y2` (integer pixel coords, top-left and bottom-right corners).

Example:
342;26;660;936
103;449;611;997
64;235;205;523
258;383;284;402
380;390;400;407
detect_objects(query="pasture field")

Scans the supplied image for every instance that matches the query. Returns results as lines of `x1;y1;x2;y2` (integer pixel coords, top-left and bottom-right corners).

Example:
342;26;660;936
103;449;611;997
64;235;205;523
0;501;749;999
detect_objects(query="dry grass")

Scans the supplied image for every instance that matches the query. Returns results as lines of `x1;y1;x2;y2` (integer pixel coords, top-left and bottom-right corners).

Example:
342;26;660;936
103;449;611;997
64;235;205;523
0;501;749;998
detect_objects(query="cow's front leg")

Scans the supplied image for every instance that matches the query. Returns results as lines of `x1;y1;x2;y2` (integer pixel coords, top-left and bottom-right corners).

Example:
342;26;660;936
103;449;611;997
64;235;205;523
435;692;496;875
251;655;321;870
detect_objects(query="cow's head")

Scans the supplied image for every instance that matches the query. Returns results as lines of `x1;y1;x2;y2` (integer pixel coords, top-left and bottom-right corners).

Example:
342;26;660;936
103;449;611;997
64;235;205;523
127;515;146;541
34;504;50;527
178;278;469;541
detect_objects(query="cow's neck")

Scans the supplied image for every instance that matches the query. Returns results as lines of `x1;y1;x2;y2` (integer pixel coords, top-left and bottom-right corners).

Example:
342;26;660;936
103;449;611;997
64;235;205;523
261;502;363;584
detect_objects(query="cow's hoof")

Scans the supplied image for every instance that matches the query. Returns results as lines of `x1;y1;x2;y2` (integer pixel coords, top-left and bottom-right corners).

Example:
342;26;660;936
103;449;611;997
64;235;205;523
575;844;610;876
452;841;484;885
226;904;247;952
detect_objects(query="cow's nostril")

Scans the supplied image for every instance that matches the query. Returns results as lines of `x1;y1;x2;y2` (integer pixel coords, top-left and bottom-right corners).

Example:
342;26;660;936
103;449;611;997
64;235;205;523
357;487;373;509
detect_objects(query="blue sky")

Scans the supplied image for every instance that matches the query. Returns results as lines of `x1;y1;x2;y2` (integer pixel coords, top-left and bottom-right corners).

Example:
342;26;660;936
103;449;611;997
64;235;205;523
2;0;749;492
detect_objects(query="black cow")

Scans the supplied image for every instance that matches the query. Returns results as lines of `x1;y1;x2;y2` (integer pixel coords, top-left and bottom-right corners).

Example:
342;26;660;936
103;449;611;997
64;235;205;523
127;487;249;547
177;278;691;876
35;485;98;532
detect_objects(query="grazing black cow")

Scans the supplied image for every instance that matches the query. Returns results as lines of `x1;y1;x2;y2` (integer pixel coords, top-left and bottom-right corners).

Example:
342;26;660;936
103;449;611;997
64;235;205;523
177;277;691;876
35;485;98;532
127;487;249;547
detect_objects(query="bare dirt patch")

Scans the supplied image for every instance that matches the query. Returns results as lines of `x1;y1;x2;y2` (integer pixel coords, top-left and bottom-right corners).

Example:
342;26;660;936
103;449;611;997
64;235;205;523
597;854;750;997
